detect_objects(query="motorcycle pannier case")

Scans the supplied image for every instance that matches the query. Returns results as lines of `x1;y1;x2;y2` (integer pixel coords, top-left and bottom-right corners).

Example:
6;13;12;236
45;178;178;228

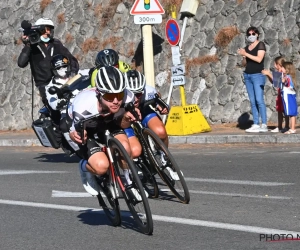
32;118;60;149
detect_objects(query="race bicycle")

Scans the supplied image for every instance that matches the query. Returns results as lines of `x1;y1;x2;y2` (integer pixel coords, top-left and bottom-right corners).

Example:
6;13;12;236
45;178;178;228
75;114;153;235
125;95;190;204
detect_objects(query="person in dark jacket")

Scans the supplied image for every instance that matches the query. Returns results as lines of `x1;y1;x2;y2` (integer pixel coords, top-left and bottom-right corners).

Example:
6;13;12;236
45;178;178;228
18;17;79;105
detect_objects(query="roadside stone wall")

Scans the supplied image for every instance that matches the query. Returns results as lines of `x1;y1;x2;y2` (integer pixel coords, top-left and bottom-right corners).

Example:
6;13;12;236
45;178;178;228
0;0;299;130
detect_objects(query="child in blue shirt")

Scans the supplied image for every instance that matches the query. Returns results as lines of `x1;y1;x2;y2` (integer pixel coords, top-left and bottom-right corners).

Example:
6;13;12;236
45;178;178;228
281;62;297;134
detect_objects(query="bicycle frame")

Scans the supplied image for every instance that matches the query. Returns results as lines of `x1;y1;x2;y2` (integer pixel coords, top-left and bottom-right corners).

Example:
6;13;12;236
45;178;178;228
125;97;169;174
76;116;130;200
131;121;159;174
101;130;126;199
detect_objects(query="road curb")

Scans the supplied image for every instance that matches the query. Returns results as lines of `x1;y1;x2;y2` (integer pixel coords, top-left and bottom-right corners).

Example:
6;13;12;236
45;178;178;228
169;134;300;144
0;139;41;147
0;134;299;147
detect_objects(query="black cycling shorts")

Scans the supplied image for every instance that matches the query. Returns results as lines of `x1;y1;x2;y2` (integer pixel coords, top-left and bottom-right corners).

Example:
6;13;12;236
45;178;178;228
79;129;124;159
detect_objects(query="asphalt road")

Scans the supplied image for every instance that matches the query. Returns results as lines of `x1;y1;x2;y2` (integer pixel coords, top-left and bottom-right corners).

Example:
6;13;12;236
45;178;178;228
1;144;300;250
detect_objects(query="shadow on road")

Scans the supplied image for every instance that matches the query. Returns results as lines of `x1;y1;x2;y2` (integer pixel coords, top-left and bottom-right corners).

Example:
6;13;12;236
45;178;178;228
77;209;144;234
156;180;183;204
77;209;111;226
34;153;79;163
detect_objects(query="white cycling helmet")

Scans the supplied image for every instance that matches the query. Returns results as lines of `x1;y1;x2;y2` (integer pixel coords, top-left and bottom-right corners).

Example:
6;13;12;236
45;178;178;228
35;17;54;27
95;66;125;93
124;70;146;93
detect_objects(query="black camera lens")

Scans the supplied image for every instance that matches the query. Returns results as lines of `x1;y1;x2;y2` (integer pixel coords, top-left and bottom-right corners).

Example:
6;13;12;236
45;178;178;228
29;33;41;44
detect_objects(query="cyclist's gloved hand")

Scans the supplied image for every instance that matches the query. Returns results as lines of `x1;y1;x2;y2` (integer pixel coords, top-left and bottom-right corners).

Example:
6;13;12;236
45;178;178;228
124;108;141;122
56;99;67;109
156;104;169;115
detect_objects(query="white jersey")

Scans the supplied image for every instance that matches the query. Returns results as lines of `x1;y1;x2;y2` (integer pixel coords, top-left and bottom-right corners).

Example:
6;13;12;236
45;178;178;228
140;85;157;103
45;77;70;110
69;88;134;132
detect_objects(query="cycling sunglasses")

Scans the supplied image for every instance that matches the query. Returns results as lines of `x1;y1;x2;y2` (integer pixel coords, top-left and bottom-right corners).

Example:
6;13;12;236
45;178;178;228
135;92;143;99
101;92;125;102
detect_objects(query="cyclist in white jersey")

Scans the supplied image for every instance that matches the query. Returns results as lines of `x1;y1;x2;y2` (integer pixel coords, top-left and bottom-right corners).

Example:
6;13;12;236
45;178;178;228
69;66;141;196
123;70;180;180
124;70;169;159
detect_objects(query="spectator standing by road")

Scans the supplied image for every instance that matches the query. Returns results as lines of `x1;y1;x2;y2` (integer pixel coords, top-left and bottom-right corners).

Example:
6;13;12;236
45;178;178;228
237;26;267;133
261;56;289;133
281;62;298;134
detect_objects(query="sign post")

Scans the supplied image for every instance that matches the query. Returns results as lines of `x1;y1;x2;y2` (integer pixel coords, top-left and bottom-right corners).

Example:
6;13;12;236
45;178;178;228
165;0;211;135
130;0;164;88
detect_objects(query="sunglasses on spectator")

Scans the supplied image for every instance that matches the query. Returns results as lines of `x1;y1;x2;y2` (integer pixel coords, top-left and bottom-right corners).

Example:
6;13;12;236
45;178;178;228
135;92;143;99
101;92;125;102
247;32;256;36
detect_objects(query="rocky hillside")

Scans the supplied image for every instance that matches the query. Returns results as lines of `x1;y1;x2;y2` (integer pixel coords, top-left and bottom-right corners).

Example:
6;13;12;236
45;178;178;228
1;0;299;130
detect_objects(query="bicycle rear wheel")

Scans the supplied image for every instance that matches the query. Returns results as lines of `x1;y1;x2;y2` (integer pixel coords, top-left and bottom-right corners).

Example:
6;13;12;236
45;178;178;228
109;138;153;235
96;177;121;226
135;159;159;198
143;128;190;204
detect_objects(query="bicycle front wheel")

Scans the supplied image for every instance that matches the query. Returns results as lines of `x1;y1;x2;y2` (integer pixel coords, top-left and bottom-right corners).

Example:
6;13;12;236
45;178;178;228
143;128;190;204
96;186;121;227
109;138;153;235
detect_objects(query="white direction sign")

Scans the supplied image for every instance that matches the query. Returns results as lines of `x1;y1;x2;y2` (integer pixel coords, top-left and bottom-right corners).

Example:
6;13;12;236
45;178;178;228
134;15;162;24
171;64;185;76
171;46;181;66
171;75;185;86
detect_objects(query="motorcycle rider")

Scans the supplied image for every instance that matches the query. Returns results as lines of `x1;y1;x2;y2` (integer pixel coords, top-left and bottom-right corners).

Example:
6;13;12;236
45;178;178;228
45;54;72;111
43;54;80;155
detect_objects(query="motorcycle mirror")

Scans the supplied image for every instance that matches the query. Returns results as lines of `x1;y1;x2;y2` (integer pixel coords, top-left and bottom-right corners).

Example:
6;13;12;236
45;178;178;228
48;86;58;95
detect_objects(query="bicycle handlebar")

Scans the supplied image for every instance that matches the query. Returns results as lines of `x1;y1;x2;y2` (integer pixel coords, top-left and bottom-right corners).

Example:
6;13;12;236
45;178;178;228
125;93;169;123
74;113;101;143
124;102;140;121
74;112;111;143
141;93;169;112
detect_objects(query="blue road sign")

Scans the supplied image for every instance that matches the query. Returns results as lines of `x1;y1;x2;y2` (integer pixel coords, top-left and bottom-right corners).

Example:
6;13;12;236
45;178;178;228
165;19;180;46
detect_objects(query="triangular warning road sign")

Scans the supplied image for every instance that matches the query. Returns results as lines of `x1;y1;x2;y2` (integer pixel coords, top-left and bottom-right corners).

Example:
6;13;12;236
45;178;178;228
130;0;165;15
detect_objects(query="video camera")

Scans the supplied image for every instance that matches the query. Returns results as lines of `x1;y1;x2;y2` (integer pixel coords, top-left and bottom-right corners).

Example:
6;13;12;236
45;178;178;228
20;20;46;44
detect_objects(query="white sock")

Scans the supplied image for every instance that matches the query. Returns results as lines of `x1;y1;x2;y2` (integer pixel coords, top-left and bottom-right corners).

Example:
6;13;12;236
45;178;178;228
123;169;132;185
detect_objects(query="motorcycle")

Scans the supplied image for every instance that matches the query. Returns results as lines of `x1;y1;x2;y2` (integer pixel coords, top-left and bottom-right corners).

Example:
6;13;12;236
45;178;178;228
32;74;90;157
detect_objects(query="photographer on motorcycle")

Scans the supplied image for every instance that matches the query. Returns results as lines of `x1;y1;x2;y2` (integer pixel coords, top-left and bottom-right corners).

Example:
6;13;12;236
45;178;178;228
17;18;79;106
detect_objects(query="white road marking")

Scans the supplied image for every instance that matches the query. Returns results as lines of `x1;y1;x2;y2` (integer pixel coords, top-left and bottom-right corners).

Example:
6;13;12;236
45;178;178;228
53;189;291;200
52;190;105;198
0;170;68;175
159;189;291;200
52;190;92;198
184;178;294;186
0;199;299;236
